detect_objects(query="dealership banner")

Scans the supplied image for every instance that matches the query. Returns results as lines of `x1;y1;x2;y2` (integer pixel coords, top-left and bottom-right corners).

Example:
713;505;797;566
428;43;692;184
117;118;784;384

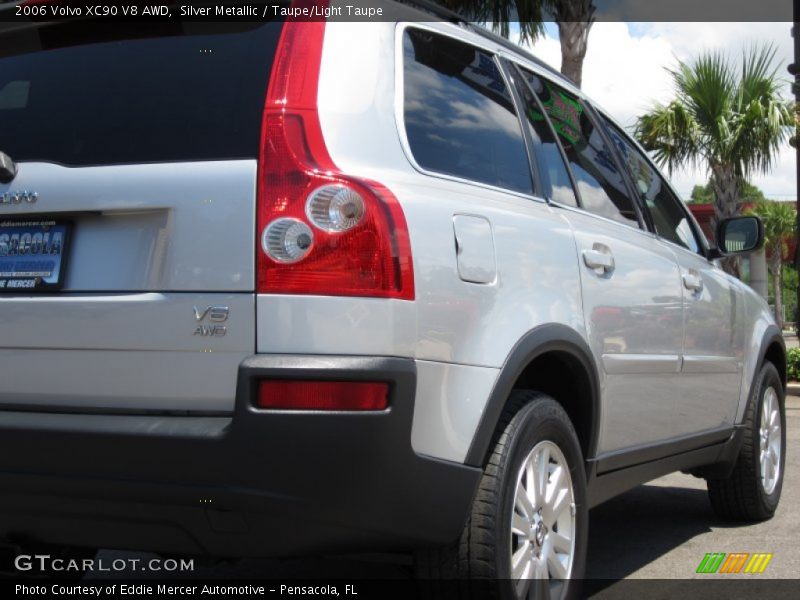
0;0;793;23
6;580;800;599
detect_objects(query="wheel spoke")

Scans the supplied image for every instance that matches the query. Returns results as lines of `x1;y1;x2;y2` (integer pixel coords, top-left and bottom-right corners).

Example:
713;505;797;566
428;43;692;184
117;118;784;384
546;466;565;505
525;459;537;507
769;447;779;466
532;563;552;600
549;530;572;554
545;487;570;527
512;511;529;537
512;544;533;581
516;484;534;519
536;446;550;506
547;552;568;579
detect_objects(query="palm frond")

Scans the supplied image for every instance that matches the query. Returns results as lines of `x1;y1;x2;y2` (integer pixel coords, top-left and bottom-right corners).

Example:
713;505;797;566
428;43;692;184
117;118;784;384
439;0;549;44
634;100;701;174
636;42;793;194
731;44;794;177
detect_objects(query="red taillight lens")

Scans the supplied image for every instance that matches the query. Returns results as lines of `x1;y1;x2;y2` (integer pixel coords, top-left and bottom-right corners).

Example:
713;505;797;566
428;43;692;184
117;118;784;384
256;6;414;299
257;380;390;411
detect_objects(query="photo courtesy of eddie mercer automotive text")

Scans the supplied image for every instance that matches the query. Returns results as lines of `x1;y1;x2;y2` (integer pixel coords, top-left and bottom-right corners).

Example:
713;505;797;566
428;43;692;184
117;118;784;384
0;0;791;596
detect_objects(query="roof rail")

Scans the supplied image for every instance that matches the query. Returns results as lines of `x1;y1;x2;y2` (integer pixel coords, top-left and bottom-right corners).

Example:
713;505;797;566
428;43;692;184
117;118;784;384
395;0;565;82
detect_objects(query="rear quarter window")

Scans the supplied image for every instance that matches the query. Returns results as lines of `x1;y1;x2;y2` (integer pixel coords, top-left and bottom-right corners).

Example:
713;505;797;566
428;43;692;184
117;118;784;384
402;28;532;195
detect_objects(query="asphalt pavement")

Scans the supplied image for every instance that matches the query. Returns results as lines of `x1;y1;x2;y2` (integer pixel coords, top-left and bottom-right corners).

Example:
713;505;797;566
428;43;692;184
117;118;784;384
91;396;799;582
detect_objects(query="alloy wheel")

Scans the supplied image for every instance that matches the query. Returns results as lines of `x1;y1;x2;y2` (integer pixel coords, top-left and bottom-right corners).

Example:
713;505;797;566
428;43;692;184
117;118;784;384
510;440;576;598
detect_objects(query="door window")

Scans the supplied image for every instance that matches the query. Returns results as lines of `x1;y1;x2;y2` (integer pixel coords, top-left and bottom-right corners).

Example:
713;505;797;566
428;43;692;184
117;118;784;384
602;118;701;253
522;72;639;227
512;66;577;206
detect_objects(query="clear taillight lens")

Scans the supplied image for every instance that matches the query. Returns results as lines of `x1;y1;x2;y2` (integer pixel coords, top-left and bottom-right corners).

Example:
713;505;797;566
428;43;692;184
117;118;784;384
306;184;365;232
261;218;314;263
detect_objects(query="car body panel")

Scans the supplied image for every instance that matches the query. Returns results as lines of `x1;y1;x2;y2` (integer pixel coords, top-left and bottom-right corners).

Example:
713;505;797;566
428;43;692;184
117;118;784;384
670;243;744;435
559;207;684;453
0;160;257;412
1;161;256;292
0;293;254;411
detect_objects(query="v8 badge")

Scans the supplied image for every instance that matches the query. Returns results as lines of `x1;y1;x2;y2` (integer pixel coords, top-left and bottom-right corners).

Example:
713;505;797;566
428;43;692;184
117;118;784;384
193;305;228;337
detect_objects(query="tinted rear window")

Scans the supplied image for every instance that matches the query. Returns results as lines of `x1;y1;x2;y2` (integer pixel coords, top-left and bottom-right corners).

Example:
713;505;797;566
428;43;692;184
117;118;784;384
0;22;282;166
402;28;532;195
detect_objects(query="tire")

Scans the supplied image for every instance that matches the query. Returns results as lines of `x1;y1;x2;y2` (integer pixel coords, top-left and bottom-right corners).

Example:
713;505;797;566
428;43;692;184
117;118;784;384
416;390;587;600
707;361;786;521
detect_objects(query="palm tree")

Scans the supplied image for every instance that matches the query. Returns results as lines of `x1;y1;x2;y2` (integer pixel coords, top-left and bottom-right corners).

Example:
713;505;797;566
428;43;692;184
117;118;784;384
550;0;595;88
634;44;794;274
748;201;796;328
441;0;596;88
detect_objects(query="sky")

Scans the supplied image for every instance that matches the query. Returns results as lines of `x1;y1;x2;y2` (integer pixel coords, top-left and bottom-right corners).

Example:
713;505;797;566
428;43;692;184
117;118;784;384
524;22;796;201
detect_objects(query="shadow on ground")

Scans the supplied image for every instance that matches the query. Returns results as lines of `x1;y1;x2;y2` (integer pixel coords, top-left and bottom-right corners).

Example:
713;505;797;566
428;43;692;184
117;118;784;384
95;481;757;582
584;481;766;591
586;484;714;580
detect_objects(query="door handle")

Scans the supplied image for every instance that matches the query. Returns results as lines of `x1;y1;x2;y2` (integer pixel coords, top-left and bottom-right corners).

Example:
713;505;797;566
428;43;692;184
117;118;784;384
682;271;704;293
583;244;615;274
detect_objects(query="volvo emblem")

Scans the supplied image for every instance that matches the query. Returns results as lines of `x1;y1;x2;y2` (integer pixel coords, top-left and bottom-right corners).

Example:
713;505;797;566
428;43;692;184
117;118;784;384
0;191;38;205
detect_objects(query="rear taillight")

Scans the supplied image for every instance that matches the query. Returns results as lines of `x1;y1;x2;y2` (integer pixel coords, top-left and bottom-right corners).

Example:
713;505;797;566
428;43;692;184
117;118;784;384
256;7;414;299
257;380;390;411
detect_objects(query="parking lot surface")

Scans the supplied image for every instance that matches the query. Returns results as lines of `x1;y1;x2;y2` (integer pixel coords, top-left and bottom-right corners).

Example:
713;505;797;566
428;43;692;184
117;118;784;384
92;396;799;581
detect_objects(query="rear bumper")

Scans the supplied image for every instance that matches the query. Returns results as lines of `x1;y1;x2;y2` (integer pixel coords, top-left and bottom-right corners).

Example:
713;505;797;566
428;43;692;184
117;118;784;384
0;355;481;558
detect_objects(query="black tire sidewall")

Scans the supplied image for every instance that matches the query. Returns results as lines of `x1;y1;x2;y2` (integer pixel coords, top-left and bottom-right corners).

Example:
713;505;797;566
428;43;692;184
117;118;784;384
495;398;588;599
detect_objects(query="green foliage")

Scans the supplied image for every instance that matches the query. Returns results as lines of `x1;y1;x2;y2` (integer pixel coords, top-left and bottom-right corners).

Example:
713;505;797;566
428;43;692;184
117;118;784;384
786;347;800;381
634;44;793;188
773;265;798;324
746;200;796;265
689;180;765;205
689;184;713;204
741;182;767;204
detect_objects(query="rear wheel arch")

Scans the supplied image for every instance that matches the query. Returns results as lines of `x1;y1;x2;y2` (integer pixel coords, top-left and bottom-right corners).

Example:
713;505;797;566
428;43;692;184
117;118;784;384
465;324;600;470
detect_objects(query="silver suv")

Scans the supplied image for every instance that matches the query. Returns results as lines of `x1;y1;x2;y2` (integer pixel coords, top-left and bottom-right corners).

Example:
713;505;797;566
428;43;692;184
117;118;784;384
0;2;786;594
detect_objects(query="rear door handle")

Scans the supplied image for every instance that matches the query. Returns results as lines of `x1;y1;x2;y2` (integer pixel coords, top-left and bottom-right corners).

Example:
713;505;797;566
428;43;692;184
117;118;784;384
682;271;704;293
583;244;615;274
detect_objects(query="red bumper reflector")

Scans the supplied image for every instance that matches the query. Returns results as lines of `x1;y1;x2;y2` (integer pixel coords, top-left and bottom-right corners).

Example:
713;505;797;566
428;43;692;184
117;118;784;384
257;380;389;411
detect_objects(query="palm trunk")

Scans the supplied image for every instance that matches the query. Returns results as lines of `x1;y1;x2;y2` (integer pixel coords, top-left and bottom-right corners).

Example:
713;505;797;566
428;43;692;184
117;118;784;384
772;252;784;329
557;22;590;88
555;2;595;89
709;164;741;277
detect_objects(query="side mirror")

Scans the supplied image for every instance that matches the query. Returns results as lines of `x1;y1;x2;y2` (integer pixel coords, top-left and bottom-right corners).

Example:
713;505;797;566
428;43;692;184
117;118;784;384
715;216;764;256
